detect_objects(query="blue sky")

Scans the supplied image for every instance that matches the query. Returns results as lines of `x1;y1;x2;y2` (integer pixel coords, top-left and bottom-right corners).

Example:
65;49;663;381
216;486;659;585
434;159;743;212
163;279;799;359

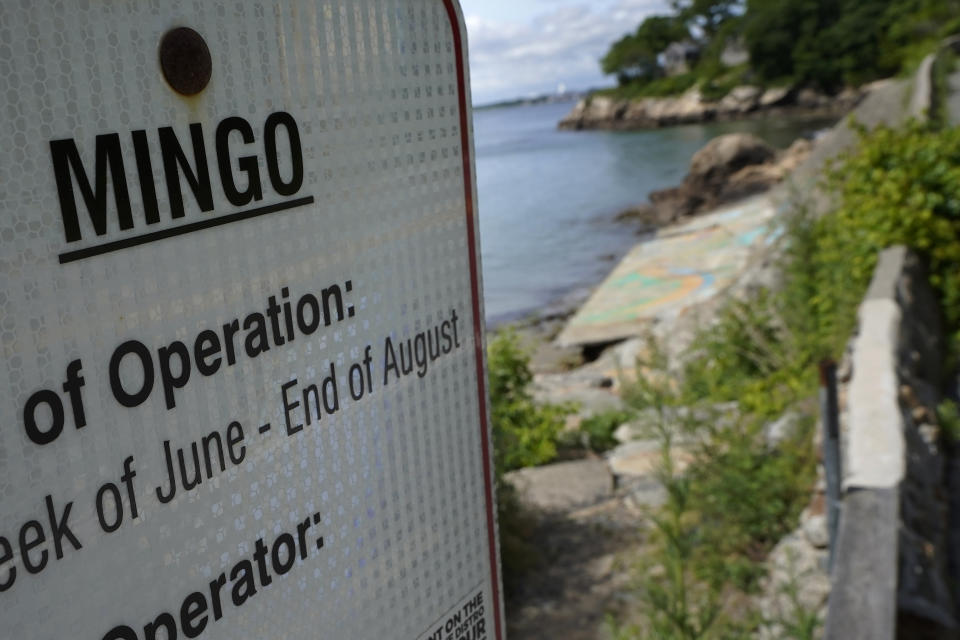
458;0;670;104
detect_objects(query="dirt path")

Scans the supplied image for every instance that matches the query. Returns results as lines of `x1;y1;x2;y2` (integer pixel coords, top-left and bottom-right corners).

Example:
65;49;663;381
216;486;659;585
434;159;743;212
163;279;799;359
504;496;650;640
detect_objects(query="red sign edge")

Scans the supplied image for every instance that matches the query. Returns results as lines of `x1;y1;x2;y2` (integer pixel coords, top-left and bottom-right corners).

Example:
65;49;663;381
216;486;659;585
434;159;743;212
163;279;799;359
440;2;505;639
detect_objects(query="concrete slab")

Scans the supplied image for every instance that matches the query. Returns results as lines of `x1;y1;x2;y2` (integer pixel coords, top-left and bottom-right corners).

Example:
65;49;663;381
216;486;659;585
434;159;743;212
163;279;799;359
557;195;778;347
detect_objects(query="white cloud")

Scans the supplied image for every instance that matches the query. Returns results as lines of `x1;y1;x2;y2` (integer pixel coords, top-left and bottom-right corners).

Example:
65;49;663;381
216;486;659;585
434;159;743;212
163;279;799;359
463;0;670;104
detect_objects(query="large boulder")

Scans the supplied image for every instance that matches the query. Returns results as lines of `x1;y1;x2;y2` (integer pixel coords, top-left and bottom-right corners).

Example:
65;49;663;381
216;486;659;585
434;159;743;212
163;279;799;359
687;132;776;189
504;459;613;512
645;133;776;221
719;137;812;203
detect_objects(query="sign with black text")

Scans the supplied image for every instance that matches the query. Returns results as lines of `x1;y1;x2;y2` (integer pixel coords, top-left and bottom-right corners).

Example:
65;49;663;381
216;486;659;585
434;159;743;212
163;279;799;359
0;1;502;638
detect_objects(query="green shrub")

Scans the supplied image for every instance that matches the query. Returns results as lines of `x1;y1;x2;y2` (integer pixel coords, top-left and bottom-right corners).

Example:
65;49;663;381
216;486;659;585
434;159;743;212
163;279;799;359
488;328;571;474
820;121;960;328
688;416;816;590
578;409;634;452
937;399;960;443
616;350;760;638
487;328;574;588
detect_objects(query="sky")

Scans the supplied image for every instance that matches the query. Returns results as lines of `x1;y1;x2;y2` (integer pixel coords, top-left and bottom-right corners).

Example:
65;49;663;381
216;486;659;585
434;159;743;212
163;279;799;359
459;0;672;105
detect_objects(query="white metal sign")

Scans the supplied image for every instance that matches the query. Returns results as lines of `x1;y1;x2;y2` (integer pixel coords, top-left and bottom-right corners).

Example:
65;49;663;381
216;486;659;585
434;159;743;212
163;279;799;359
0;1;502;638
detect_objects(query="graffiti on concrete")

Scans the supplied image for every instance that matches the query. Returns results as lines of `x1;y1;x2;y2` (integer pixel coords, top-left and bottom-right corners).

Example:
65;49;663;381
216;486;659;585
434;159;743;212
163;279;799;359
559;195;779;346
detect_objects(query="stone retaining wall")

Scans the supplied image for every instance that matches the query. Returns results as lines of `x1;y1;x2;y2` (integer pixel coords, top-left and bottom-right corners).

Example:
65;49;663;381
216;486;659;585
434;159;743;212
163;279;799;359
824;247;956;639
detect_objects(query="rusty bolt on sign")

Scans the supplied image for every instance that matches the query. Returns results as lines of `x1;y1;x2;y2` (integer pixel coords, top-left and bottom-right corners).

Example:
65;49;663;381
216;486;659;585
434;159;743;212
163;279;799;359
159;27;212;95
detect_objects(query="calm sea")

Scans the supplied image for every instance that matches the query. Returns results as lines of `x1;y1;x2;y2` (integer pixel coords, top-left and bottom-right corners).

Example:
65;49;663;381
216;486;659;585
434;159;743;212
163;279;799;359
474;100;833;325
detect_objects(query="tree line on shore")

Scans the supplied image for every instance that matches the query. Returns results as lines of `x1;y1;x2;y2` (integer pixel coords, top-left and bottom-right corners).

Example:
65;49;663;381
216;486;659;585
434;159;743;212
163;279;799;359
601;0;960;99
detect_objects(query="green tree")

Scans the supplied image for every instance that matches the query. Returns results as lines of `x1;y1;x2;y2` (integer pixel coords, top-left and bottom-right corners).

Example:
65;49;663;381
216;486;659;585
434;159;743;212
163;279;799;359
744;0;960;90
671;0;744;38
741;0;814;83
601;33;660;85
637;15;692;55
794;0;891;88
601;15;689;85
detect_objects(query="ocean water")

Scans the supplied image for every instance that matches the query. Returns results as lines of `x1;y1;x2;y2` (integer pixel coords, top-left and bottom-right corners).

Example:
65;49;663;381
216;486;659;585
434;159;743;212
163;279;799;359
474;100;834;324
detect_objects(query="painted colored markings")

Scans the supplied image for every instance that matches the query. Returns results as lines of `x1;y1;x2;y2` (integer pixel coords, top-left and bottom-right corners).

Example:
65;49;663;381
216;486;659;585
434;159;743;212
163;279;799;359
558;195;777;346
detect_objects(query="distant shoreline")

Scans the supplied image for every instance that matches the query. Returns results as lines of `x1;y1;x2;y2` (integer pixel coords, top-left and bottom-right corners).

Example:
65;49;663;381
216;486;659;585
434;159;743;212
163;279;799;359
475;93;581;112
558;85;861;131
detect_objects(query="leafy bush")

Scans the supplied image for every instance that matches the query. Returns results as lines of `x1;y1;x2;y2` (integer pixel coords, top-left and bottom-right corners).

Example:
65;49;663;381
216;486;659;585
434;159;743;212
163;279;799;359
688;416;815;588
936;400;960;443
820;122;960;320
488;329;571;474
487;329;574;588
602;15;690;85
616;348;760;638
578;409;634;452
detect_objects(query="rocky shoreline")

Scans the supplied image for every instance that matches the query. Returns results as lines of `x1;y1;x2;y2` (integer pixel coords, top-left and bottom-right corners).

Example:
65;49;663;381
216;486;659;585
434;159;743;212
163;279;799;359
505;129;815;352
558;84;862;131
503;76;922;639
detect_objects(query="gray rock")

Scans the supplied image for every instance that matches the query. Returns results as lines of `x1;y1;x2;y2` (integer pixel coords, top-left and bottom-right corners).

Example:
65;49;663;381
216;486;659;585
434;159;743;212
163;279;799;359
613;421;646;444
532;370;624;415
687;133;776;183
756;530;830;640
504;459;613;512
719;85;762;113
606;439;663;478
623;475;668;509
836;339;854;383
759;86;791;107
647;133;777;222
801;509;829;549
